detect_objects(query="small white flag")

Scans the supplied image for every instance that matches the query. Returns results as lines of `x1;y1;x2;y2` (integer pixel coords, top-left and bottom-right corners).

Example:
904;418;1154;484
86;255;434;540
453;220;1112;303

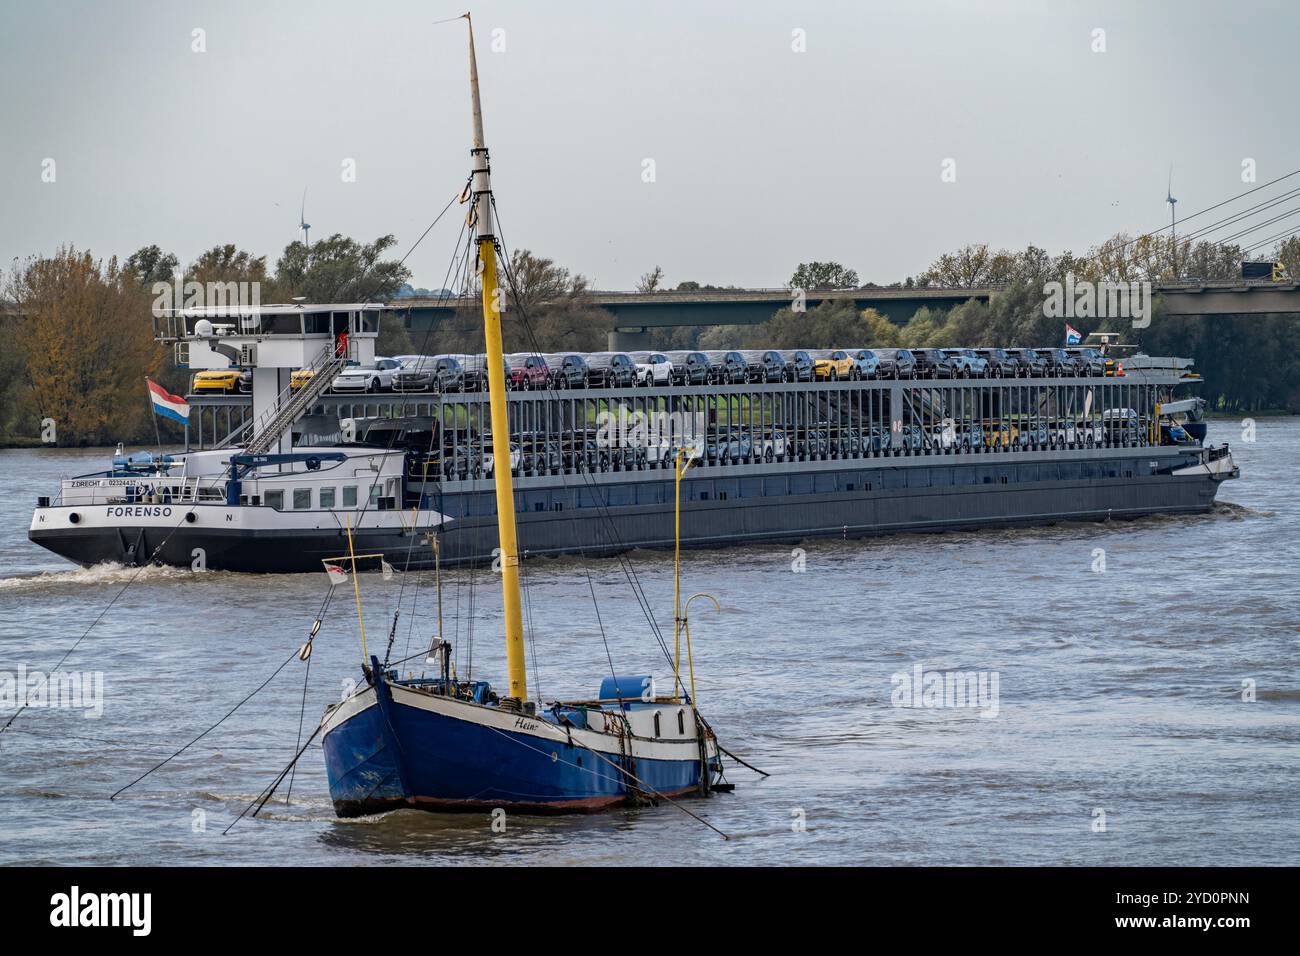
324;563;348;586
381;559;395;581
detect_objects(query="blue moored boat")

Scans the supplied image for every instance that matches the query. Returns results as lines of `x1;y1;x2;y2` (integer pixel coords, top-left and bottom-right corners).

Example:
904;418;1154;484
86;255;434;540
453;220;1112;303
323;665;721;815
319;15;728;818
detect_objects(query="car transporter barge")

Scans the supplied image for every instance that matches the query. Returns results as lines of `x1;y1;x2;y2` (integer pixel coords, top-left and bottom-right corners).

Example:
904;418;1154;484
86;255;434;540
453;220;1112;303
29;305;1238;572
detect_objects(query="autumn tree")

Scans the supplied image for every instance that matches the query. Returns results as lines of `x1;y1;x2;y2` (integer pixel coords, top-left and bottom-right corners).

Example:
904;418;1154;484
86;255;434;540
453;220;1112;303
5;248;162;445
0;308;28;442
498;249;612;352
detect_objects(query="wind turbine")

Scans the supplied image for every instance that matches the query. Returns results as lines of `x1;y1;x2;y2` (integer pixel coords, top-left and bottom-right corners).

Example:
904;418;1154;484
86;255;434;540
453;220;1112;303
299;187;311;251
1166;166;1178;278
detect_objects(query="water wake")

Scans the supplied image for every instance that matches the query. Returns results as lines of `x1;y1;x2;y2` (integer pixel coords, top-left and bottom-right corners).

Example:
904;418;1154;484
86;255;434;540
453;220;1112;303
0;562;199;592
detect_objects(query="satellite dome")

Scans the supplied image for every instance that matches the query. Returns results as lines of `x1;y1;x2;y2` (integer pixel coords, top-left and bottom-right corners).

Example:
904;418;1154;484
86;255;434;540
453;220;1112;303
194;318;214;337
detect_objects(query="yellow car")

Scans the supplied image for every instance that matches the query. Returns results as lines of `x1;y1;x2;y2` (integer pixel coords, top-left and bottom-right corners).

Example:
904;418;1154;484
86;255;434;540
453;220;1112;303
191;369;247;394
813;350;855;381
983;423;1021;448
290;369;316;391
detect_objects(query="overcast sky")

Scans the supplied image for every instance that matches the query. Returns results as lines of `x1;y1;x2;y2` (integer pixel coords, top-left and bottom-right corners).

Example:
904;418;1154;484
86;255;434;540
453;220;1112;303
2;0;1296;291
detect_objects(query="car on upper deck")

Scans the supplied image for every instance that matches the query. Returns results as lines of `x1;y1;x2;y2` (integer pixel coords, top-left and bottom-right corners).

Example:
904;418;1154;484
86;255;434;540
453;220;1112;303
629;351;674;386
873;348;917;379
912;348;957;379
663;351;711;385
331;356;402;393
942;348;989;378
507;353;550;390
191;369;248;394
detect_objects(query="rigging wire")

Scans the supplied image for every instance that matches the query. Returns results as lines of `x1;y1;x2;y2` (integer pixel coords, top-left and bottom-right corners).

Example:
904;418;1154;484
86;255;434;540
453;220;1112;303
1214;204;1300;248
1098;167;1300;254
491;199;677;673
1244;225;1300;255
1174;187;1300;246
224;721;325;835
519;549;542;701
283;640;313;804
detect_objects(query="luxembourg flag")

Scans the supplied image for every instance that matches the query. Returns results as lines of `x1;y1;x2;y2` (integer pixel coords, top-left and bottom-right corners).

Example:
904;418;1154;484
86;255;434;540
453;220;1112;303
146;378;190;425
1064;323;1082;345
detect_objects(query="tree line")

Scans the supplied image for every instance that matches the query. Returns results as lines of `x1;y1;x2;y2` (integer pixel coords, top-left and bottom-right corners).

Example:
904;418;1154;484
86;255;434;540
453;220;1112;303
0;236;416;445
2;231;1297;446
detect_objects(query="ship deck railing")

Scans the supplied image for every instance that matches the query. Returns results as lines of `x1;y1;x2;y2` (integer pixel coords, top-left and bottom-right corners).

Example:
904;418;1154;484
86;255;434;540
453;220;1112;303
181;373;1192;474
49;475;227;508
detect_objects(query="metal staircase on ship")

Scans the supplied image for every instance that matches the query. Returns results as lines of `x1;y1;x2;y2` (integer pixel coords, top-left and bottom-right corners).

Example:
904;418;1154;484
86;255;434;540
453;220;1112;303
219;346;348;454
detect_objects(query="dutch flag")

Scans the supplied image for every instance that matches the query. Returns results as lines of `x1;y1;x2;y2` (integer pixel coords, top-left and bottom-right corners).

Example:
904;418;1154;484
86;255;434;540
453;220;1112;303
146;378;190;424
1064;324;1082;345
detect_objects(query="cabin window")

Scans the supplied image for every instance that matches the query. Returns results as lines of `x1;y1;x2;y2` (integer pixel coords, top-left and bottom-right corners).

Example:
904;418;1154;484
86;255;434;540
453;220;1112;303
677;710;685;735
369;484;381;505
320;487;336;509
653;711;661;737
293;488;311;510
342;486;358;507
264;490;284;510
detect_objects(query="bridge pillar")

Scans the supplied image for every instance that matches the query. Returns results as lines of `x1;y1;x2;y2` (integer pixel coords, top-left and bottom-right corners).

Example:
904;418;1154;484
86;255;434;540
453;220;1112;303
609;327;651;351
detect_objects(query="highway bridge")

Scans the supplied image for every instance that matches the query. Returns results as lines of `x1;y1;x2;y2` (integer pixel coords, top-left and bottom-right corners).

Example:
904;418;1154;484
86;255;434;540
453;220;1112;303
394;286;1000;349
391;279;1300;350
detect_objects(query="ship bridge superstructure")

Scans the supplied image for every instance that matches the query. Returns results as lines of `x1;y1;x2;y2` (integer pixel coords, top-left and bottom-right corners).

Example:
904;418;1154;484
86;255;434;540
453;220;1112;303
154;302;386;456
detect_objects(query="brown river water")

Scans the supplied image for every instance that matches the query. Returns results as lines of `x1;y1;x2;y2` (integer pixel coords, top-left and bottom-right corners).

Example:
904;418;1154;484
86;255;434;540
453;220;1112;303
0;418;1296;865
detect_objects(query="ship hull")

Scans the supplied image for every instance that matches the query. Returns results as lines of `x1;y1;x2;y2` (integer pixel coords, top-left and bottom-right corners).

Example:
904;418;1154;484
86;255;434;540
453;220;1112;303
30;457;1230;571
321;680;717;817
26;516;425;574
431;462;1228;566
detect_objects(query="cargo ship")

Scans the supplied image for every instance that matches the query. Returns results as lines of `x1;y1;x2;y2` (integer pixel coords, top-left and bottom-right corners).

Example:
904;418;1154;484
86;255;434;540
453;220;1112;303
28;303;1238;572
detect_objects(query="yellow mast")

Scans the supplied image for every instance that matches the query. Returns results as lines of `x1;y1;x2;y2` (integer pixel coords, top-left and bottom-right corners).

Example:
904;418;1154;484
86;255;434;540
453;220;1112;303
466;14;527;702
672;447;696;701
345;516;368;663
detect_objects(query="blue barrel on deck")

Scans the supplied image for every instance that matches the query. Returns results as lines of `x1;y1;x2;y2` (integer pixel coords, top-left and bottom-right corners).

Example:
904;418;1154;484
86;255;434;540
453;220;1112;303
598;675;654;701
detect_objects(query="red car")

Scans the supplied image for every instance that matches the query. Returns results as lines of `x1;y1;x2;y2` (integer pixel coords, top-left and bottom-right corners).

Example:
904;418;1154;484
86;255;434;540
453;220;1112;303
507;353;550;389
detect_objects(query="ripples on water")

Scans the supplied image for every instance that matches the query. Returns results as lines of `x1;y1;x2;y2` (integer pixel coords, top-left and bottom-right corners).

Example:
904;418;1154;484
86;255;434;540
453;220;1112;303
1;421;1297;865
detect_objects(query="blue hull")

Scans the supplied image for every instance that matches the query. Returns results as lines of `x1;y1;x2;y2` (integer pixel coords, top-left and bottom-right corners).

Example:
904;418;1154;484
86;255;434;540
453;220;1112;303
321;679;719;817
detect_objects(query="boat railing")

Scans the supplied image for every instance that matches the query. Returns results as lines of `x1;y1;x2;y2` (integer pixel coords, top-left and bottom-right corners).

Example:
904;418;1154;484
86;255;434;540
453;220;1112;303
50;474;229;507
